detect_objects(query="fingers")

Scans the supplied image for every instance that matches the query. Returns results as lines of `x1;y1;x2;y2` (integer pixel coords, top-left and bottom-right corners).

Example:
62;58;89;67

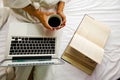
42;21;53;30
44;24;54;30
53;23;66;30
53;16;66;30
42;12;66;30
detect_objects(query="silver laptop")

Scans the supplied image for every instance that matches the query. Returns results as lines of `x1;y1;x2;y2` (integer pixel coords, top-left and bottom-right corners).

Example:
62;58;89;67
0;22;64;66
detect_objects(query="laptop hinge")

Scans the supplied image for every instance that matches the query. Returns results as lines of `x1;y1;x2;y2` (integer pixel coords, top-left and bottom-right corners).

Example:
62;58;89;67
12;56;52;61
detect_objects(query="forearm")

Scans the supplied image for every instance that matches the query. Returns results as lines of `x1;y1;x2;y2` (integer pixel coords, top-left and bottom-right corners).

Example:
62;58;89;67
57;1;65;13
22;4;41;18
22;4;54;30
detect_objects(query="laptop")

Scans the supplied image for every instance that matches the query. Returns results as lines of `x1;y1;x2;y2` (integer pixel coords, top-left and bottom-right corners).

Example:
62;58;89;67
0;22;64;66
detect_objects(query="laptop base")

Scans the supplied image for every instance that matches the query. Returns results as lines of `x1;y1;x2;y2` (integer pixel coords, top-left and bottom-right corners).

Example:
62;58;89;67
0;58;64;66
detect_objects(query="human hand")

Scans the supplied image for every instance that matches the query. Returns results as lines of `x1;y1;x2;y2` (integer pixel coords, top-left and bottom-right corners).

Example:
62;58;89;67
55;1;66;30
57;11;66;29
22;4;55;30
36;10;55;30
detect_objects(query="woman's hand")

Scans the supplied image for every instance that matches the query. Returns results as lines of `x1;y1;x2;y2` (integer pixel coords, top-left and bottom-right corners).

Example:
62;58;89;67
56;1;66;30
57;11;66;28
23;4;55;30
36;10;55;30
23;3;66;30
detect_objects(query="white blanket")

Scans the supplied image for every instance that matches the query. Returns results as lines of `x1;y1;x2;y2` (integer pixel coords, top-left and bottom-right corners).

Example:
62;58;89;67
0;0;120;80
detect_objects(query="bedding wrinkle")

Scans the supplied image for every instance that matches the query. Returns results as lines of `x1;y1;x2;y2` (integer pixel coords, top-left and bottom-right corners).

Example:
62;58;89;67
64;1;120;80
101;56;120;80
109;61;120;80
0;0;120;80
91;56;108;80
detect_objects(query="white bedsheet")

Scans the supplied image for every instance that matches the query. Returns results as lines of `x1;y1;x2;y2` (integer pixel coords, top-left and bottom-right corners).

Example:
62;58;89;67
0;0;120;80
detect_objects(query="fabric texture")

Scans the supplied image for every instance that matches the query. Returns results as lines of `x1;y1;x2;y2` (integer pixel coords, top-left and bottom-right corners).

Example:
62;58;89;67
0;0;120;80
0;7;9;29
1;0;68;80
3;0;68;23
0;7;10;80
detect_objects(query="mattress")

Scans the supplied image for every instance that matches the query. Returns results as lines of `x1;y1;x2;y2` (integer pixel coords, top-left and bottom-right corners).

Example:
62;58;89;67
0;0;120;80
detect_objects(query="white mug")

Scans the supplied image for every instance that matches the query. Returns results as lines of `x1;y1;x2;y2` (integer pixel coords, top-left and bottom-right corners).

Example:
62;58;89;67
48;14;62;28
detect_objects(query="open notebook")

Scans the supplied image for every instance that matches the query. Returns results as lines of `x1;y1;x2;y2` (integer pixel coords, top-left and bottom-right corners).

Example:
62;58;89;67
62;15;111;75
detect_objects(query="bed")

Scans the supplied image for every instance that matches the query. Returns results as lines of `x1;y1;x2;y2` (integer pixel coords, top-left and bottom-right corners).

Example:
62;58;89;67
0;0;120;80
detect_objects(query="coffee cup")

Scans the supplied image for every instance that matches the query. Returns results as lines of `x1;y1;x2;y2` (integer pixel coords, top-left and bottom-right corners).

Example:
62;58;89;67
48;14;62;28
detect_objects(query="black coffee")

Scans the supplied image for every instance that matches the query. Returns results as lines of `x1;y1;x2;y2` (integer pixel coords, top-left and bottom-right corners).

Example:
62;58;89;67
48;17;61;27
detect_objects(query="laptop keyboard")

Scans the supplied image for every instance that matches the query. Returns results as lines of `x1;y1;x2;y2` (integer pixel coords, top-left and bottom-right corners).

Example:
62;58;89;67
10;36;56;55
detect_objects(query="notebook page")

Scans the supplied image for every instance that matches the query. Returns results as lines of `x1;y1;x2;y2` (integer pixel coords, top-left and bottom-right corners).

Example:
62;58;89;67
77;15;111;48
70;33;104;64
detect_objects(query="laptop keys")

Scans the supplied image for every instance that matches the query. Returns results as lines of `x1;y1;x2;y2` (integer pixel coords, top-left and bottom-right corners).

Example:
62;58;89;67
10;36;56;55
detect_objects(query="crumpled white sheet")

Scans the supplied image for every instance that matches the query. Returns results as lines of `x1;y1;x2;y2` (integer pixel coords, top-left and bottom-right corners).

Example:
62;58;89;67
59;0;120;80
0;0;120;80
0;1;10;80
0;8;9;30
